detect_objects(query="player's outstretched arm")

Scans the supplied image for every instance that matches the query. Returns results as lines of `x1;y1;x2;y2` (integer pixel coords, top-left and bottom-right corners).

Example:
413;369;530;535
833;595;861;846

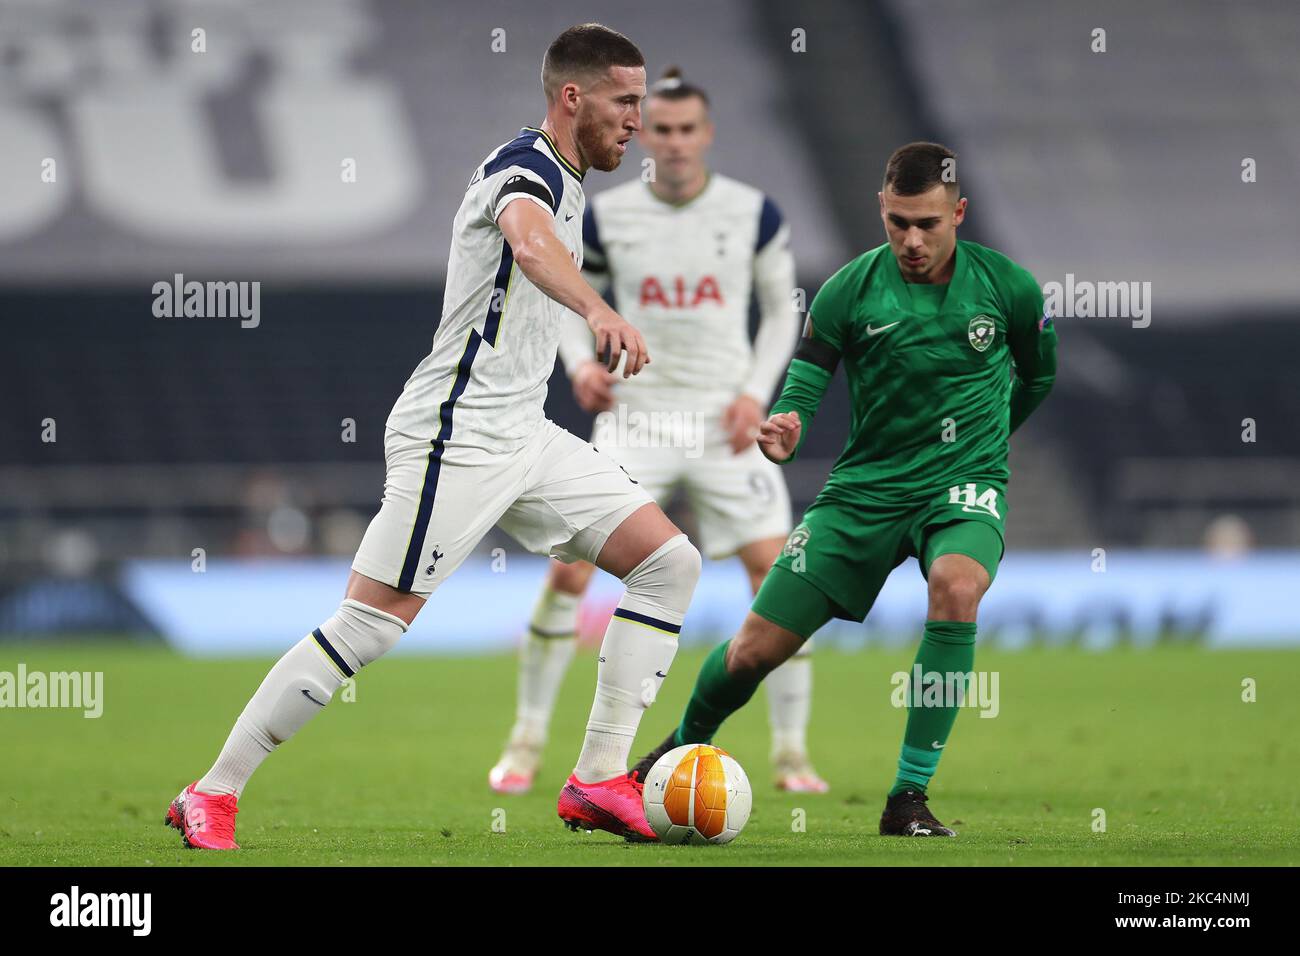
498;199;649;377
761;313;839;463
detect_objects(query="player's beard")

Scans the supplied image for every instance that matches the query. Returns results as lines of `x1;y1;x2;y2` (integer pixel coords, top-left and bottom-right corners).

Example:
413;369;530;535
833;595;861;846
576;111;622;172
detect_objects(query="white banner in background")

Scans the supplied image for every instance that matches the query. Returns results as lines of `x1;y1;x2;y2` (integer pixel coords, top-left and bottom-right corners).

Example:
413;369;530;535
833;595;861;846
120;550;1294;656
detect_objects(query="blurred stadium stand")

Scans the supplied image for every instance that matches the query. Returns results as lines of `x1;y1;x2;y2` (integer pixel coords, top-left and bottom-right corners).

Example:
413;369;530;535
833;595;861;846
1;0;1297;640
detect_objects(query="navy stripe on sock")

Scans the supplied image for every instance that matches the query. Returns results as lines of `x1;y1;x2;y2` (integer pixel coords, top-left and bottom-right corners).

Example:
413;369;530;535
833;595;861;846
312;627;355;678
612;607;681;635
529;625;576;639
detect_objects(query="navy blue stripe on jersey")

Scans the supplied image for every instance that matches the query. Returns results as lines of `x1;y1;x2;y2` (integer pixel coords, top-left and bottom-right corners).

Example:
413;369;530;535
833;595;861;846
483;132;564;215
611;607;682;635
482;244;514;348
583;204;604;256
582;204;605;273
755;196;784;252
397;331;484;592
495;174;555;215
312;628;355;678
581;204;607;272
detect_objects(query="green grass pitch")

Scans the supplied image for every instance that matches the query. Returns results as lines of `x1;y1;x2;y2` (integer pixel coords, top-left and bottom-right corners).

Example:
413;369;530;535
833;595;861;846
1;641;1296;866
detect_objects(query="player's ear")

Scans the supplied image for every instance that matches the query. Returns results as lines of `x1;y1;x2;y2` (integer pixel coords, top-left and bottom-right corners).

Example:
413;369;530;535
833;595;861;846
561;81;581;115
877;191;885;217
953;196;967;226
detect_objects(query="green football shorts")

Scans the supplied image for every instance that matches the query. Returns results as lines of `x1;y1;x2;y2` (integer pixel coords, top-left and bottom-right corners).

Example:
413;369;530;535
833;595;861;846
750;482;1007;639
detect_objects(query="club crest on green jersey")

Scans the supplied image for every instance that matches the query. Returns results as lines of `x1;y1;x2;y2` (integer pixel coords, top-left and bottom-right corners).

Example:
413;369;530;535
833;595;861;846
968;315;996;352
783;523;811;558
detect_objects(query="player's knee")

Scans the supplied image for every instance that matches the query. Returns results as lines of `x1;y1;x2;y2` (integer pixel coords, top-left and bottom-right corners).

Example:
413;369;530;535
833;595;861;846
928;567;985;619
622;533;701;612
670;535;703;589
320;598;409;672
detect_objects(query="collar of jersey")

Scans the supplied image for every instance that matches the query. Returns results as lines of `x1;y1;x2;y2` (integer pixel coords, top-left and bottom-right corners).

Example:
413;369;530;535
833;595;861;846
885;239;969;313
643;170;714;209
522;126;585;182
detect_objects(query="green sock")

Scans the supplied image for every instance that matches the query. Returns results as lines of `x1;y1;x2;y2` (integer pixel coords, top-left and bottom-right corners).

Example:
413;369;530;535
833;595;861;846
674;639;763;746
889;621;977;797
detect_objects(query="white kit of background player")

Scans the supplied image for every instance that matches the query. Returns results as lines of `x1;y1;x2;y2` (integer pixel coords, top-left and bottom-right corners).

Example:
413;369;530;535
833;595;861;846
490;73;829;798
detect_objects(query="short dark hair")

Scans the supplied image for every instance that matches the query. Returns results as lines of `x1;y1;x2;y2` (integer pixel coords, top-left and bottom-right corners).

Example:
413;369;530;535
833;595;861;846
542;23;645;101
648;65;710;109
882;141;959;196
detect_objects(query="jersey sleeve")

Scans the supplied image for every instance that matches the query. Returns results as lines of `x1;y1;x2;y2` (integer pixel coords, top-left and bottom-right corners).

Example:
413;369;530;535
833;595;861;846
805;267;853;354
555;203;607;374
484;148;564;224
767;269;851;461
744;197;799;403
1005;266;1057;433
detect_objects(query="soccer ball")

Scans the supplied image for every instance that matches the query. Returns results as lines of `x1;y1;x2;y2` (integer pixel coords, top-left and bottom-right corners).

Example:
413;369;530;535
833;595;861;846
642;744;752;845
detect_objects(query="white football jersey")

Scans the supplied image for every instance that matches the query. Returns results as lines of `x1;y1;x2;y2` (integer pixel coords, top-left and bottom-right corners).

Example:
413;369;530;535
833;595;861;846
387;127;585;456
559;172;798;413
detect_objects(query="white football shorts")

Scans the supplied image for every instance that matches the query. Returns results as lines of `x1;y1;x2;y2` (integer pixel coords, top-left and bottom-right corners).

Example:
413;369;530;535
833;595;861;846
590;409;792;560
352;418;654;596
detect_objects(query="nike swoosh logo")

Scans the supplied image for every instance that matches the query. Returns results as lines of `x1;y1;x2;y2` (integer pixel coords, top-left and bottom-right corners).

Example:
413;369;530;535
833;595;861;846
655;671;667;678
932;740;945;749
301;688;327;707
565;213;575;221
867;322;900;336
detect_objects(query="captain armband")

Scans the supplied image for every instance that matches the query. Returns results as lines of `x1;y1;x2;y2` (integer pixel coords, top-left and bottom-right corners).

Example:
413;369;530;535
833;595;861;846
792;336;841;374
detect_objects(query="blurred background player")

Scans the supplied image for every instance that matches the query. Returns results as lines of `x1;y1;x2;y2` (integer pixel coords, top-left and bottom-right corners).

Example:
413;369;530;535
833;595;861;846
632;142;1058;837
167;24;698;848
488;67;828;797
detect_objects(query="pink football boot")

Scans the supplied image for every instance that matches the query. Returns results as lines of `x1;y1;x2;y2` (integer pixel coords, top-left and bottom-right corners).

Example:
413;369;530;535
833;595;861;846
557;772;657;842
488;741;541;795
165;782;240;850
773;751;831;794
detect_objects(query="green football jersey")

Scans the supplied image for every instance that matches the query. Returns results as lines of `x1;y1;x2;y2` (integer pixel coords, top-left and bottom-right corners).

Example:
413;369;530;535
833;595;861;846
771;239;1057;504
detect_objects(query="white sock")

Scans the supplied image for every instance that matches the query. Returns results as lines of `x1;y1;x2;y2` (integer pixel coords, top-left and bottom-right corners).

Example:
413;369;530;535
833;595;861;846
767;642;813;757
509;585;581;748
197;600;407;797
574;534;701;782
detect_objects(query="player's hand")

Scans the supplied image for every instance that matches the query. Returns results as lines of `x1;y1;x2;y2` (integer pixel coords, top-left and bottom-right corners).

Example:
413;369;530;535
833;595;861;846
587;304;650;378
757;411;801;463
721;394;764;454
571;360;617;413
